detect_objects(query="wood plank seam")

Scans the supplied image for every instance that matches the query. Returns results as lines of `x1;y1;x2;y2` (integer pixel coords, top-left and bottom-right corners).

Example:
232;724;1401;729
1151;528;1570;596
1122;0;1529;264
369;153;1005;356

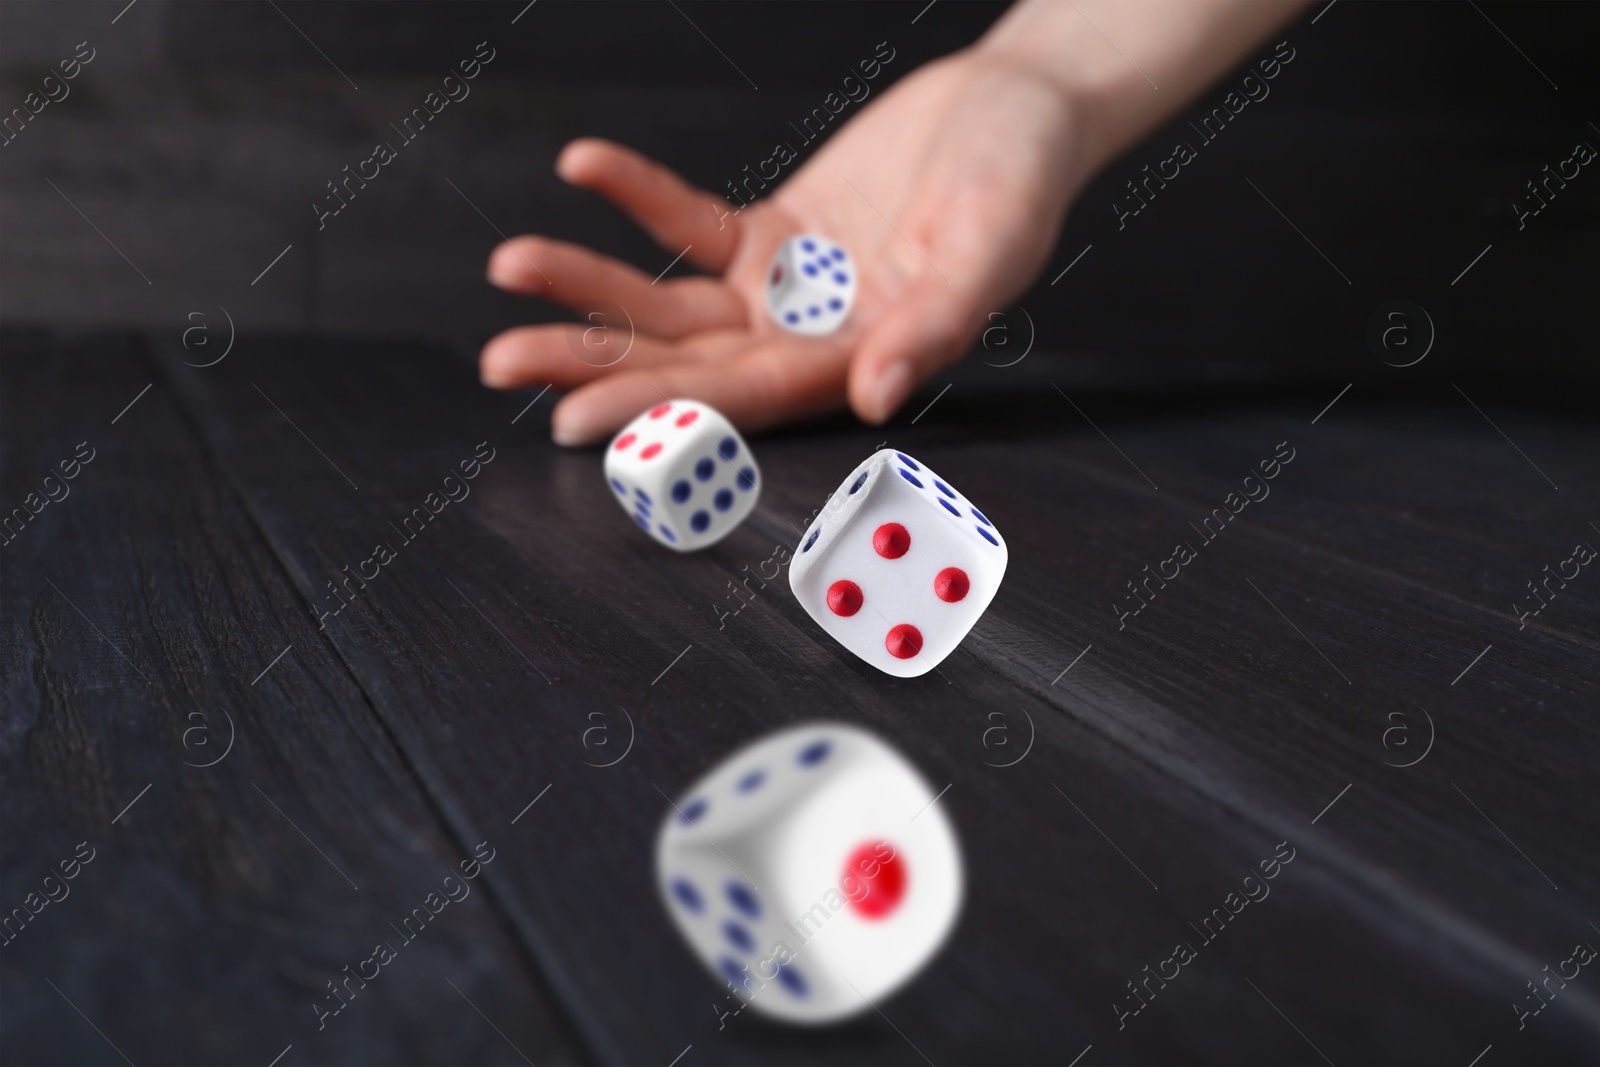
961;625;1600;1031
144;337;614;1064
737;507;1600;1029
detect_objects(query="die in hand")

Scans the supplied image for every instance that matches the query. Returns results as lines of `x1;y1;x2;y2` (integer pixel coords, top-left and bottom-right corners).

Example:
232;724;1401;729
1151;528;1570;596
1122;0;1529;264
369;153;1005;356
656;722;963;1024
765;234;856;336
605;399;759;551
789;449;1006;677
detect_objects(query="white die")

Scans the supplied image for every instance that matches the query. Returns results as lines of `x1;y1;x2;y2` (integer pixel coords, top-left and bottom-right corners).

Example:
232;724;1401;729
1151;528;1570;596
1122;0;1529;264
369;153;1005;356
765;234;856;336
604;399;760;551
655;722;963;1025
789;449;1006;677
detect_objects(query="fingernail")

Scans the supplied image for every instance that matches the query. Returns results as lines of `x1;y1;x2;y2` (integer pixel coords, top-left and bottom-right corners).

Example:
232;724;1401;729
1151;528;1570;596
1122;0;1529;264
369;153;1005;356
479;347;513;388
486;244;522;285
871;362;915;423
550;413;588;448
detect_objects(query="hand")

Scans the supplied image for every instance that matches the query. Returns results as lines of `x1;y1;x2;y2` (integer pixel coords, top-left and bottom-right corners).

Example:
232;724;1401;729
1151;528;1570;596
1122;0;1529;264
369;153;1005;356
478;47;1086;445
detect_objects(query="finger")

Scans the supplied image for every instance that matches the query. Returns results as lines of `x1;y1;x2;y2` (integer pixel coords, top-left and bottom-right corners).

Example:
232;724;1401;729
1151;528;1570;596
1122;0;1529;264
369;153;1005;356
556;138;741;274
846;276;988;424
487;236;746;339
480;325;747;390
549;340;848;446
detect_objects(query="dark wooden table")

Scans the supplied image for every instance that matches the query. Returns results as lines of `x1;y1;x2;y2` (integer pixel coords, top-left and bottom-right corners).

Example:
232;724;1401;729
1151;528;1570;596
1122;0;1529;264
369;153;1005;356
3;328;1597;1065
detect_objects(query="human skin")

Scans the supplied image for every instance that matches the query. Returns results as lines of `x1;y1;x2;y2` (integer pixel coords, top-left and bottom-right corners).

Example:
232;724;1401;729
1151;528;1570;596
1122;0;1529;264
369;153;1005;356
479;0;1312;445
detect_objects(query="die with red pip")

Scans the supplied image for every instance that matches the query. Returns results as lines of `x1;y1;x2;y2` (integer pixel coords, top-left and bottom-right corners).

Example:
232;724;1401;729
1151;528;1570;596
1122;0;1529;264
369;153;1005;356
789;449;1006;677
605;399;759;551
655;722;963;1023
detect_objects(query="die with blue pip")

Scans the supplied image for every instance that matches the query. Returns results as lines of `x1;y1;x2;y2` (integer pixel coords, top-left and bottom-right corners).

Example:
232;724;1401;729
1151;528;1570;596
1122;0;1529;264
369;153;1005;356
765;234;857;336
604;399;760;551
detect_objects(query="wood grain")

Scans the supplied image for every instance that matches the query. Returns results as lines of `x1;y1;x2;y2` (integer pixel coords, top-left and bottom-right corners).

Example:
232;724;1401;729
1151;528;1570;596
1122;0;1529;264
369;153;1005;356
18;330;1567;1064
1;332;586;1066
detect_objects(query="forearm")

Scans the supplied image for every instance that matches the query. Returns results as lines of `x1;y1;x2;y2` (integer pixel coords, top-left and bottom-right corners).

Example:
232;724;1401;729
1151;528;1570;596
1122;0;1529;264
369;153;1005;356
974;0;1312;176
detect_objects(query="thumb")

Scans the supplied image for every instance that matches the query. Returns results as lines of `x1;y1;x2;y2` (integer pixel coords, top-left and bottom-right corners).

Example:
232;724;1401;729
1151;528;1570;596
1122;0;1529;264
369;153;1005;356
847;276;987;424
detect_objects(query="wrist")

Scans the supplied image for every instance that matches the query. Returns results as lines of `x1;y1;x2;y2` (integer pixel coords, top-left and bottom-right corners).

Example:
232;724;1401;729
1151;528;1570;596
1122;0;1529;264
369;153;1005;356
970;0;1311;178
969;1;1155;178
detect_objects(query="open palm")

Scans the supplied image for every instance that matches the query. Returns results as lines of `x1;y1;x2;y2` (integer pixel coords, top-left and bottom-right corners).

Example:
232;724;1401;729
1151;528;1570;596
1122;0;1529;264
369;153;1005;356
480;48;1084;445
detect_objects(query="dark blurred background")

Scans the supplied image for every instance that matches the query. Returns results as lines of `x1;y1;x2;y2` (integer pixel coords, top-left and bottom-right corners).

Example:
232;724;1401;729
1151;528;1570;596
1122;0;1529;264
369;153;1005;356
2;0;1596;395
